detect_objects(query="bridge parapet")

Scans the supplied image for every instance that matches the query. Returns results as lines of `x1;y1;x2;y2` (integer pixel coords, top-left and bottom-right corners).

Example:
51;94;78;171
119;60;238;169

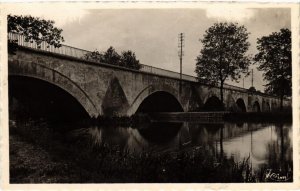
9;33;197;82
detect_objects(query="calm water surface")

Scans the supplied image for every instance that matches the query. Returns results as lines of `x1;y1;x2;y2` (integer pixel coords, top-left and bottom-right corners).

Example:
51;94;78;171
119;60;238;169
66;122;292;173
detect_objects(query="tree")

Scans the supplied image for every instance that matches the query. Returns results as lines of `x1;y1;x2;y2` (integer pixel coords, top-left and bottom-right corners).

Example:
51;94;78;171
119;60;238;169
195;22;251;108
8;14;64;54
119;50;141;70
102;46;121;66
83;50;104;62
248;86;256;92
83;47;142;70
254;28;291;110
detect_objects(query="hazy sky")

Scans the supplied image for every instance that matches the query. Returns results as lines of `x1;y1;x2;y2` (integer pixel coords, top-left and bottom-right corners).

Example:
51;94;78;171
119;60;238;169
9;5;291;91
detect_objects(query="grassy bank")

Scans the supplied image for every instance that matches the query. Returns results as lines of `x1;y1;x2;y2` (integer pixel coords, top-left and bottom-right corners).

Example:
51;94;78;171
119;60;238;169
9;120;264;183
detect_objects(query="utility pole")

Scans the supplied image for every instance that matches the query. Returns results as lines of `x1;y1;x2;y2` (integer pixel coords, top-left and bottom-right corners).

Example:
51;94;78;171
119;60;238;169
243;78;244;88
178;33;184;95
251;69;254;87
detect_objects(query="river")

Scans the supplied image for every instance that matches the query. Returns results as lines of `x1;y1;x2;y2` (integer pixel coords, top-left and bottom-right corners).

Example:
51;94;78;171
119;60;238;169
9;120;293;183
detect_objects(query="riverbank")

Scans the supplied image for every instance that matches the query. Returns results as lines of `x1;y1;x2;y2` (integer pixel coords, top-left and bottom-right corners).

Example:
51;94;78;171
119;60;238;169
14;111;292;128
224;112;292;123
141;111;292;124
9;120;265;183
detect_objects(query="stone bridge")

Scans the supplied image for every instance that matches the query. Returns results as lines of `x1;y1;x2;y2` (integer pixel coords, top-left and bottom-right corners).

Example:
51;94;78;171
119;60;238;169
8;38;291;119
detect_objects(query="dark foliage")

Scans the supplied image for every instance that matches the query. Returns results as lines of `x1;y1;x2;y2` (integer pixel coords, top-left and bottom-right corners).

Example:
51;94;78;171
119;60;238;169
224;112;292;123
103;46;121;65
248;86;256;92
119;50;142;70
195;22;251;106
84;47;142;70
8;14;64;54
255;29;291;110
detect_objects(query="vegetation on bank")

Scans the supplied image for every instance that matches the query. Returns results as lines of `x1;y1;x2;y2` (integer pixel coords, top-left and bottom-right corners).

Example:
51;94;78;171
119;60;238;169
87;112;293;126
224;111;292;123
10;120;283;183
36;112;291;129
10;110;293;131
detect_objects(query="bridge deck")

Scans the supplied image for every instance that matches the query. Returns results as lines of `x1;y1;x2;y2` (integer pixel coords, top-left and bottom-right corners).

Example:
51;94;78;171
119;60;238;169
8;33;250;93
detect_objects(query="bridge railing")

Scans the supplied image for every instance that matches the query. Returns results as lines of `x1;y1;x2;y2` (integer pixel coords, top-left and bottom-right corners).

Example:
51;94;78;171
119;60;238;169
8;33;91;58
223;83;247;92
141;64;198;82
8;32;248;92
8;33;199;80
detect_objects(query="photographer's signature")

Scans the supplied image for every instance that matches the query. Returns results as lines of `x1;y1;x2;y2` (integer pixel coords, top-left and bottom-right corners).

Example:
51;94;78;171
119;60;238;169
264;169;292;182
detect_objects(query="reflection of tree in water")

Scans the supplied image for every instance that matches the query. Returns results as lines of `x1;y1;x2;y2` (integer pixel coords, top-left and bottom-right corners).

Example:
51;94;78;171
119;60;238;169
236;122;244;128
184;123;257;182
253;123;293;182
188;123;225;162
266;124;292;179
199;123;255;162
188;122;293;182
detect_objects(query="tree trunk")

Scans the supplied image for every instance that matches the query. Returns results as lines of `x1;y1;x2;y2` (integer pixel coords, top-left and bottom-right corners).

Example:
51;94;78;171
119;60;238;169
280;93;284;111
220;81;224;111
220;126;224;161
280;78;284;111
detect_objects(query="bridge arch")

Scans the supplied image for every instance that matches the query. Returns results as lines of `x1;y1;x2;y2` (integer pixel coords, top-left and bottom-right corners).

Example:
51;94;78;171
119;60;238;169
128;87;184;115
262;100;271;112
266;102;271;112
253;101;261;112
272;100;278;111
9;75;91;121
9;62;99;118
203;91;220;105
135;91;184;113
226;94;237;112
236;98;247;112
203;95;224;111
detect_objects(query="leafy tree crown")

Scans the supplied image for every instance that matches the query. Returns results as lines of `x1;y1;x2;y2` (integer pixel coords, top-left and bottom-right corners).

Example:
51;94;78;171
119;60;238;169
195;22;251;85
83;47;141;70
8;14;64;49
254;28;291;97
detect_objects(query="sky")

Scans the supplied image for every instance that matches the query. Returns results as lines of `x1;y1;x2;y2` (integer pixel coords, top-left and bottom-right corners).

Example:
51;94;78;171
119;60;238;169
8;5;291;91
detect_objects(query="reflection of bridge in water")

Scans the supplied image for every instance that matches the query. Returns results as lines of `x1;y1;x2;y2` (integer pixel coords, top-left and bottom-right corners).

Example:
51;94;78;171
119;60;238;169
67;122;292;171
9;33;291;121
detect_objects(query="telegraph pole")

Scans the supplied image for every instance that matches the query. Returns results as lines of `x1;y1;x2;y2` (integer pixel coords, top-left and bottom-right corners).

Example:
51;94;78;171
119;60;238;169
178;33;184;94
251;69;254;87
